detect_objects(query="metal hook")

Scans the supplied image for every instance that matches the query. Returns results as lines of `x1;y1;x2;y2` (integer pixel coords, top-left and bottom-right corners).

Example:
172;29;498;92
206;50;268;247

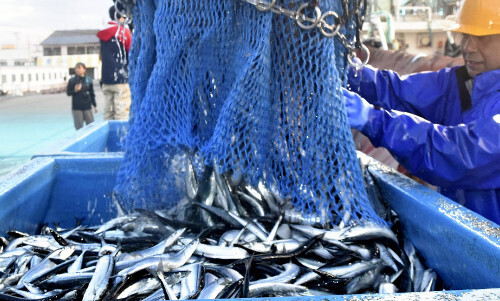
114;0;132;23
319;11;341;37
255;0;276;12
296;4;321;30
347;43;370;68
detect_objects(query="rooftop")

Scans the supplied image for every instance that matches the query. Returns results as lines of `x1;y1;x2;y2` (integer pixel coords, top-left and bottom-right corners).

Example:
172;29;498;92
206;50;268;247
40;30;100;46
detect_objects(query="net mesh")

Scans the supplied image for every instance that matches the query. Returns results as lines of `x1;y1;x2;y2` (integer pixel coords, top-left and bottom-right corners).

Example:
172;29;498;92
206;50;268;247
114;0;385;226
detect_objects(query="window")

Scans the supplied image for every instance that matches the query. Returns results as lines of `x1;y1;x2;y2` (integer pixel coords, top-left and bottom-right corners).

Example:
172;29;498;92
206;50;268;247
86;45;100;54
14;61;25;66
54;73;57;79
42;73;45;80
28;74;32;82
0;61;7;66
43;47;62;56
1;75;6;84
12;74;16;82
36;74;39;81
67;46;86;55
20;74;24;82
48;73;51;80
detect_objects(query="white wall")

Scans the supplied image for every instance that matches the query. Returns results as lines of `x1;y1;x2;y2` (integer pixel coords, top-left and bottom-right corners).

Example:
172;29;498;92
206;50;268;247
0;66;68;95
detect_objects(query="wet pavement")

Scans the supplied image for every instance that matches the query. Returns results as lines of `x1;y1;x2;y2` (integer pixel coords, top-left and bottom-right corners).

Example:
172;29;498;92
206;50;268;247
0;82;105;176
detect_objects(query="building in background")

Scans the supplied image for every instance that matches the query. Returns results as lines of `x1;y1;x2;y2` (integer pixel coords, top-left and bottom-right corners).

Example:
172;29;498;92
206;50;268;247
39;30;101;79
0;42;67;96
0;30;102;96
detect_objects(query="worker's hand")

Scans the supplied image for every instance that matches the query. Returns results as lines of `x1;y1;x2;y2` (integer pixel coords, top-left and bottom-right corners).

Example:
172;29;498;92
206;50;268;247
75;83;82;92
341;87;374;131
94;107;98;114
346;57;377;94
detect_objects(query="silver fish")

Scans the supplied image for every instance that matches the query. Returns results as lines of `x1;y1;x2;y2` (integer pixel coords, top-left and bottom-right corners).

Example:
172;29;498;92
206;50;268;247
294;259;381;285
94;215;139;235
197;277;232;300
67;250;87;273
116;277;161;300
346;266;380;294
227;212;268;241
238;239;300;254
19;245;76;285
257;181;280;215
8;287;64;299
117;239;199;276
379;282;399;294
265;215;283;241
179;263;203;299
236;190;266;217
82;254;114;301
193;241;249;260
418;269;437;292
118;228;186;261
249;282;314;297
38;272;95;290
377;243;398;272
251;263;301;285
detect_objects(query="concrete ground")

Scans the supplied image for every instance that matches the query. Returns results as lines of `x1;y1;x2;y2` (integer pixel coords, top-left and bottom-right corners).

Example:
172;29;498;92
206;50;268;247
0;82;105;176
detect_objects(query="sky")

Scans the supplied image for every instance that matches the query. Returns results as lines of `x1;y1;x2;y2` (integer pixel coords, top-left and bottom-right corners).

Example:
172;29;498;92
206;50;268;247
0;0;113;47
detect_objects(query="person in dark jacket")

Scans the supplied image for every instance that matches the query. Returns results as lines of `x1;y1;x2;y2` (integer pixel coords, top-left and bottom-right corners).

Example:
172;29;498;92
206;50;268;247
67;62;97;130
342;0;500;224
97;5;132;120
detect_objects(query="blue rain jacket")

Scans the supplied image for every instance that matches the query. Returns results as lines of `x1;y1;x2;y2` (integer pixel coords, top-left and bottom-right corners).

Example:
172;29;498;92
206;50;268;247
348;65;500;225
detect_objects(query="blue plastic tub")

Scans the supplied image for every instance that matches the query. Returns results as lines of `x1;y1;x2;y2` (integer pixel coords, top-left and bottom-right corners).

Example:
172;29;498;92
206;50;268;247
0;153;499;299
0;154;123;235
34;120;129;156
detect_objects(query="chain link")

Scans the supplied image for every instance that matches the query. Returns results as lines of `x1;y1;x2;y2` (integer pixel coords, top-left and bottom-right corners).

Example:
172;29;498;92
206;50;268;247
243;0;369;66
245;0;343;37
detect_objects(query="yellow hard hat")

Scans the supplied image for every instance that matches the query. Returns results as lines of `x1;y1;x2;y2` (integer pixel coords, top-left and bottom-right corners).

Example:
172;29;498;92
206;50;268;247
452;0;500;36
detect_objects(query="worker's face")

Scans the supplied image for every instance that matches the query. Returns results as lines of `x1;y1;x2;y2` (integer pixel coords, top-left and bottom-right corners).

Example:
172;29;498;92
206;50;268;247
75;65;86;77
460;33;500;77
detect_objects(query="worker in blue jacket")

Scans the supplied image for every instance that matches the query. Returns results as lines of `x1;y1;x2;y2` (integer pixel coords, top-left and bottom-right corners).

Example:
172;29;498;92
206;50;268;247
342;0;500;224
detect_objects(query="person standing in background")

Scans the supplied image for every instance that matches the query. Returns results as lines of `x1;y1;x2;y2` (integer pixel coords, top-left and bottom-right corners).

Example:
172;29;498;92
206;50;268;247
97;5;132;120
67;62;97;130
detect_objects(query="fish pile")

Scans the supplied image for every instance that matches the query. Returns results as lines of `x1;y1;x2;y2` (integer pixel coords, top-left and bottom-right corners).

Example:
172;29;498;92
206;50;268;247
0;165;441;300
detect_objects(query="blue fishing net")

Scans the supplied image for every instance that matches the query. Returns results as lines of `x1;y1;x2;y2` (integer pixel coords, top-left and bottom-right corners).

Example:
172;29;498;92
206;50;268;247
114;0;385;226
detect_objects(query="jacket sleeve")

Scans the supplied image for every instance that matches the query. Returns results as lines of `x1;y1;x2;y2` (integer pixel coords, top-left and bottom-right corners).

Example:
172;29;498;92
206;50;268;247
66;78;76;96
88;78;96;107
125;28;132;53
361;107;500;189
347;65;456;121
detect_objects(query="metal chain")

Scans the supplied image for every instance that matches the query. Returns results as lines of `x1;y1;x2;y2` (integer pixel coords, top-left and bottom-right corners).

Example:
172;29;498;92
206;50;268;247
243;0;369;66
114;0;369;67
244;0;343;37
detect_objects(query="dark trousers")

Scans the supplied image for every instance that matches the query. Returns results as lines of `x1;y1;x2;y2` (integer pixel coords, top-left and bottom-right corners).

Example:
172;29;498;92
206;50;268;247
72;109;94;130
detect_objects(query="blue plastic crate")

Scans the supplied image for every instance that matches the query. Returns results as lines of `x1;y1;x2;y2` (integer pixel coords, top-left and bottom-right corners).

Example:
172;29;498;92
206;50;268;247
34;120;129;156
359;154;500;291
0;153;498;299
0;154;123;234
